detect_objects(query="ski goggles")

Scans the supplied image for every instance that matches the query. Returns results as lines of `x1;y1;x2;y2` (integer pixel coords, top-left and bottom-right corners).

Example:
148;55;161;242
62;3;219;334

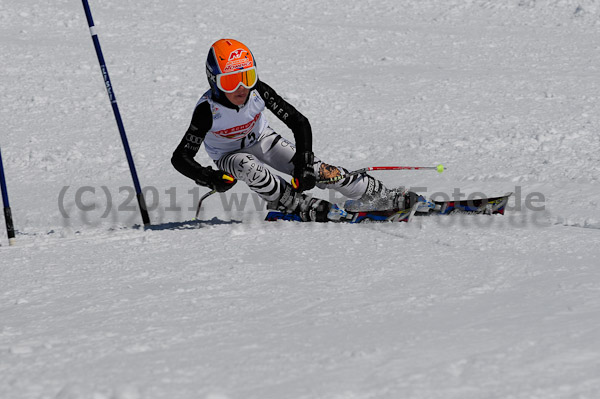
216;67;258;93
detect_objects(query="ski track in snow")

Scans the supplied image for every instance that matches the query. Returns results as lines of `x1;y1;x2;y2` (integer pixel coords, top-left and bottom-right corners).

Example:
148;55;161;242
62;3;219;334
1;1;600;398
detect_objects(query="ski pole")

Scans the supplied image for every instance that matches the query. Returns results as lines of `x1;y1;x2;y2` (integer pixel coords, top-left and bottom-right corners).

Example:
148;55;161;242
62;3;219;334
0;147;15;246
193;174;235;219
316;164;445;184
194;189;217;220
81;0;150;227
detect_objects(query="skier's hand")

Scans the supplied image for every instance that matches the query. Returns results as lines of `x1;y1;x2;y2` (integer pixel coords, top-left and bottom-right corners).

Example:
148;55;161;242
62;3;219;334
292;151;316;192
196;167;236;193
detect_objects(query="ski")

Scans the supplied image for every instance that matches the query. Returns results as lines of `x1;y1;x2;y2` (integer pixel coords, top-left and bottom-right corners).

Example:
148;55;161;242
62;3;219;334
433;192;512;216
265;192;512;223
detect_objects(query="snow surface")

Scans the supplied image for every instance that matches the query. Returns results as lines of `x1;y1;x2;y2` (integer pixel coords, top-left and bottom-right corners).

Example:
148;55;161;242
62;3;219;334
1;0;600;398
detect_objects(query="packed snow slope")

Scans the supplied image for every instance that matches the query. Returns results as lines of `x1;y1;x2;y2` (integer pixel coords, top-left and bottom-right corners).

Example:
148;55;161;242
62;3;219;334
1;1;600;398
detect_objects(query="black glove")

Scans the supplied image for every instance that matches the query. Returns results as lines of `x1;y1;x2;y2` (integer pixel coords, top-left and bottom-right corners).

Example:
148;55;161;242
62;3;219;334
292;151;316;192
195;167;236;193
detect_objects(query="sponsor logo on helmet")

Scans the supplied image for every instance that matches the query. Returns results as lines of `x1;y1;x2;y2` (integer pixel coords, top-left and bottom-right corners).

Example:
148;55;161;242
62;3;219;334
223;49;253;73
206;66;217;83
224;60;253;73
228;49;247;61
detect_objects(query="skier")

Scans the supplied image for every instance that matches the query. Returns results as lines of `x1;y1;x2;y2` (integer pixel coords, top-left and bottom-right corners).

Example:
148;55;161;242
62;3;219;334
171;38;430;222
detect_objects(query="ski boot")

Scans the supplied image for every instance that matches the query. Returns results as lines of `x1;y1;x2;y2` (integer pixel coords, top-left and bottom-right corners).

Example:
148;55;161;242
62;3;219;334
343;176;434;213
266;183;334;222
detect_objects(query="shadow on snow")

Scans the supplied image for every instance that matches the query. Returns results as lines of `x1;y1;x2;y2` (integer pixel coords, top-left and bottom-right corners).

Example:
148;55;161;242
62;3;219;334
144;217;243;231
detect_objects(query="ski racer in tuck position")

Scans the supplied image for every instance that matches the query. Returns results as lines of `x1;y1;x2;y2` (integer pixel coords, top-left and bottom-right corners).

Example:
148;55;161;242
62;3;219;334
171;38;432;222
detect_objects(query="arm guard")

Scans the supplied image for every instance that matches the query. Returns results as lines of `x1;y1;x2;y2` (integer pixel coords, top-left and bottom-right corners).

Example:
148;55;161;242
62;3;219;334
256;80;312;155
171;101;212;180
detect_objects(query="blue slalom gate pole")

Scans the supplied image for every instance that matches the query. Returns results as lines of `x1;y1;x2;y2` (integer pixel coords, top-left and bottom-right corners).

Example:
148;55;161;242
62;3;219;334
81;0;150;227
0;147;16;246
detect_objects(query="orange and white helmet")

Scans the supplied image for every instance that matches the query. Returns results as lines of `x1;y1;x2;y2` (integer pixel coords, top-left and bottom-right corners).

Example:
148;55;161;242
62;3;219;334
206;39;258;96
